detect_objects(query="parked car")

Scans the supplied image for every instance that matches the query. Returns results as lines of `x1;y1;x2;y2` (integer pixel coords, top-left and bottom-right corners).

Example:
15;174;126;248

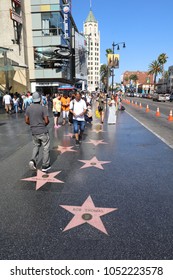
170;94;173;102
127;92;134;97
152;92;166;102
165;94;170;101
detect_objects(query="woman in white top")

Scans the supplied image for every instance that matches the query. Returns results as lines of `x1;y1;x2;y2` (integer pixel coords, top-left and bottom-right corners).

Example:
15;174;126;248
107;94;117;124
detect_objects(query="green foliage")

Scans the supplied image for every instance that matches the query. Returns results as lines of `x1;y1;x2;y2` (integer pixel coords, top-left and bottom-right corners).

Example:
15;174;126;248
129;74;138;83
148;60;162;85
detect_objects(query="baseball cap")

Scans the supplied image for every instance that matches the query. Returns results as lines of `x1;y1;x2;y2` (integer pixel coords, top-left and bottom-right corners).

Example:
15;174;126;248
32;91;41;103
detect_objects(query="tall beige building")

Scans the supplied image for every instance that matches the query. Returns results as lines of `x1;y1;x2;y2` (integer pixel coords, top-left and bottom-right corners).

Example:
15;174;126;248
84;9;100;92
0;0;28;93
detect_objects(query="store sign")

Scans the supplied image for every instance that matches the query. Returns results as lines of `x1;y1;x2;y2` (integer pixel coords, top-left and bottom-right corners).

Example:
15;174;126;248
10;9;22;24
12;0;21;5
63;6;70;39
36;82;60;87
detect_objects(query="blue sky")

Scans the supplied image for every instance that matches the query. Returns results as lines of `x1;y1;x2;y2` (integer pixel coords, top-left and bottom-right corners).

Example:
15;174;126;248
71;0;173;83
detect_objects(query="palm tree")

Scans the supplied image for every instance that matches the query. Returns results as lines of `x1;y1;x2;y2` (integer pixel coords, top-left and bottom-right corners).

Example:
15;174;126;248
158;53;168;77
148;60;162;88
164;70;169;79
100;64;109;89
104;48;113;92
106;48;113;55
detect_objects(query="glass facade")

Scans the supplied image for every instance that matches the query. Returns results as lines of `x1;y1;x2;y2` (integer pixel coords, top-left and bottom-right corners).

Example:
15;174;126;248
31;0;71;84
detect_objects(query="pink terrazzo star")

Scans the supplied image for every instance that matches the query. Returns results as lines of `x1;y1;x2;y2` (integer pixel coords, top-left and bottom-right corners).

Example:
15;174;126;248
78;156;111;170
64;133;74;138
60;196;118;235
21;170;64;190
57;145;77;154
85;139;108;146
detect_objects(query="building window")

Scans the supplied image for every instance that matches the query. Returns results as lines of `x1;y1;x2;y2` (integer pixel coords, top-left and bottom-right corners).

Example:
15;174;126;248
41;12;62;36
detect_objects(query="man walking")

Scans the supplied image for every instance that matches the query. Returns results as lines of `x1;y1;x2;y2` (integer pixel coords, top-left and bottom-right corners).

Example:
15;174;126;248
69;91;87;146
3;91;12;113
25;91;51;172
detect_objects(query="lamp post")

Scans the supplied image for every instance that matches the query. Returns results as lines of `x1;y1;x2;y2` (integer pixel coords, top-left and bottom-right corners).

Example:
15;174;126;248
111;42;125;94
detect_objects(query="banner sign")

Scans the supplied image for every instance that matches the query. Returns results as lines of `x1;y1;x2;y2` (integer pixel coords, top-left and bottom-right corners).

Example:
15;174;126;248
10;9;22;24
64;0;72;12
63;6;70;39
107;54;119;69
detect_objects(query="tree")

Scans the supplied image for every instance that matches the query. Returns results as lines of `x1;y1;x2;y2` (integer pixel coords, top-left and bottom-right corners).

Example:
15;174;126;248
129;74;138;85
100;64;109;87
164;70;169;79
106;48;113;55
158;53;168;77
102;49;113;92
148;60;162;88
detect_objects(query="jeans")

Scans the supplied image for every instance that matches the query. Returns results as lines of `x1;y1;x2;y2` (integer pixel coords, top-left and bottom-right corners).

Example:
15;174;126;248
73;120;85;134
14;104;18;113
31;133;50;167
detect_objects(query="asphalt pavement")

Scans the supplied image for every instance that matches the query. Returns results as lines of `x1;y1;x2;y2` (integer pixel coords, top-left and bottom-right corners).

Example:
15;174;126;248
0;103;173;260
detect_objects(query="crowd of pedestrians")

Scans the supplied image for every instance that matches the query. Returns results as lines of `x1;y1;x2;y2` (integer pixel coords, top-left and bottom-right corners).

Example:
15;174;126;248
2;88;123;173
2;90;50;114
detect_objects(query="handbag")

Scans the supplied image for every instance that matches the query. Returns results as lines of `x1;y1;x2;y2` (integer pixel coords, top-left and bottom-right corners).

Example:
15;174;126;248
95;109;100;118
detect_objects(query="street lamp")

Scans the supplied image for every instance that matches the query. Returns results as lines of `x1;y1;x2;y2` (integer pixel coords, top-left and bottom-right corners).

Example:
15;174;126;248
111;41;126;94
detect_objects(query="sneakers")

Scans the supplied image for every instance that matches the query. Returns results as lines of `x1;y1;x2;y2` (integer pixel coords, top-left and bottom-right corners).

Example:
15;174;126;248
29;160;36;171
42;165;51;172
54;124;61;128
75;140;80;147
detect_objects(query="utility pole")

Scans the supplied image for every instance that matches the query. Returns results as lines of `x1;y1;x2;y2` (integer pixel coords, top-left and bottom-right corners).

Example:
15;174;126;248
111;41;126;94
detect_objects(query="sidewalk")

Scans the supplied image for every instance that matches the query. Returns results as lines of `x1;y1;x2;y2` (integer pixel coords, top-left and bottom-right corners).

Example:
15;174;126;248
0;107;173;260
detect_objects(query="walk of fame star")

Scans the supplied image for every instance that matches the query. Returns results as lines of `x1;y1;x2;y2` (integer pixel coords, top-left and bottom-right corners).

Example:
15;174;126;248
78;156;111;170
60;196;118;235
57;145;77;154
85;139;108;146
21;170;64;190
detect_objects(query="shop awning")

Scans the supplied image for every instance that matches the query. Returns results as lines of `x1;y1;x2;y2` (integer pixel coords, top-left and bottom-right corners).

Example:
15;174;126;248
58;85;76;90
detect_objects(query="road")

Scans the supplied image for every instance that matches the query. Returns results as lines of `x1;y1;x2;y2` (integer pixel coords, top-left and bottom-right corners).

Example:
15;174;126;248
122;97;173;149
126;97;173;116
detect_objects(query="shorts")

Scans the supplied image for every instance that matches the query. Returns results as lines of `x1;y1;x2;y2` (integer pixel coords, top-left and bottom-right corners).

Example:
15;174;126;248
5;104;12;112
62;110;69;119
53;112;60;117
